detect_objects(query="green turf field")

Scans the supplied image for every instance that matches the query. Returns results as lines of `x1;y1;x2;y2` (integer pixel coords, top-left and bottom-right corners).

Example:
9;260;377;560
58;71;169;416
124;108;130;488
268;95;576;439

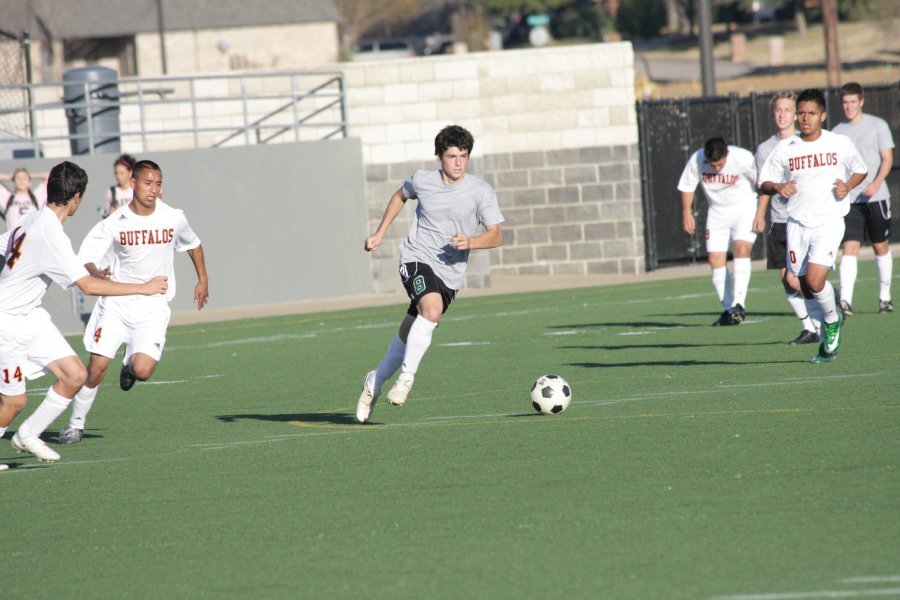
3;262;898;599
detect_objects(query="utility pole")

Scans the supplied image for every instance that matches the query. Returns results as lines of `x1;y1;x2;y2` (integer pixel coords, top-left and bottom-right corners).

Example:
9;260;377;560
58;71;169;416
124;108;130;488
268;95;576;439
698;0;716;97
821;0;841;87
156;0;168;74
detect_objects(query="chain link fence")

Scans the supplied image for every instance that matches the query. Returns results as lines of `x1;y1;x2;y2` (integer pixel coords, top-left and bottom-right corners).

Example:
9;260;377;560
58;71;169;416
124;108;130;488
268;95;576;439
638;82;900;270
0;33;28;138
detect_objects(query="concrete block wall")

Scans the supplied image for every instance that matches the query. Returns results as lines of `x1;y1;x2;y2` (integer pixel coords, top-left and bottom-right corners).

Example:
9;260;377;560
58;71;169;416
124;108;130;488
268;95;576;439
351;42;644;293
340;42;637;165
365;144;643;293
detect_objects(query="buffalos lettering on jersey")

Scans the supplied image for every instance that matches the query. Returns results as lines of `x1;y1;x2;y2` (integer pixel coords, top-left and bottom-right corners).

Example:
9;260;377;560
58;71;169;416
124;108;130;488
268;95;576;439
118;228;175;246
701;173;740;185
788;152;838;172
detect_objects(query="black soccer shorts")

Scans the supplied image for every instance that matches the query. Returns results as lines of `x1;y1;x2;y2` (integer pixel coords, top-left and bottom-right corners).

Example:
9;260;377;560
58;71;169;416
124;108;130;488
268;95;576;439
843;200;892;244
767;222;788;270
400;261;457;318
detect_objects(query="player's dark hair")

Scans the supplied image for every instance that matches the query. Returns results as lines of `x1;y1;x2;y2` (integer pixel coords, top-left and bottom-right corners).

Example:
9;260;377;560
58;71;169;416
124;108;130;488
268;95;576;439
839;82;864;100
703;137;728;162
46;161;88;206
132;159;161;180
434;125;474;156
796;88;826;111
114;153;136;171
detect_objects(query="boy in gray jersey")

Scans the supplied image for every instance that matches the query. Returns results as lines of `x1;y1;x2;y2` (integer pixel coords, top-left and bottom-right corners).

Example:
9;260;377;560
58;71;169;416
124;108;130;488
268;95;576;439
753;92;818;345
834;82;895;315
356;125;504;423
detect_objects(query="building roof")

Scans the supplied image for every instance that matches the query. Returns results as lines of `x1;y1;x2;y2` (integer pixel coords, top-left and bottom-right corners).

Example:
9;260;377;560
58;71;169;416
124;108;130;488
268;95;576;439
3;0;341;39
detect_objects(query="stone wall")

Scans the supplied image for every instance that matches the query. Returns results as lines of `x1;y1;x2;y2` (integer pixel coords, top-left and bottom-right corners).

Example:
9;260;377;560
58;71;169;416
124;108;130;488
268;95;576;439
364;144;643;293
346;43;644;293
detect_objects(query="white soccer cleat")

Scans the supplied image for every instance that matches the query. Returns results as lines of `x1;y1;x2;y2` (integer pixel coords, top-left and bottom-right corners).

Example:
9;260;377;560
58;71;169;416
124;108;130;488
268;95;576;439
386;375;413;406
355;370;378;424
11;432;60;462
0;464;9;472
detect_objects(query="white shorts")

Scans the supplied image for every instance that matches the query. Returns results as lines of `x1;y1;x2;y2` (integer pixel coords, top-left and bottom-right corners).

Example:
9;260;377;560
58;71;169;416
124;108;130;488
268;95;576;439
0;308;77;395
705;206;757;253
83;297;171;364
786;218;845;277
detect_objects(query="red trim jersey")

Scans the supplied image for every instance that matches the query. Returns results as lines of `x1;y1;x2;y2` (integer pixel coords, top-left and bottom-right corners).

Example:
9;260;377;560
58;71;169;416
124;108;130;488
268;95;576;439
758;130;867;228
78;200;200;306
677;145;758;221
0;206;89;316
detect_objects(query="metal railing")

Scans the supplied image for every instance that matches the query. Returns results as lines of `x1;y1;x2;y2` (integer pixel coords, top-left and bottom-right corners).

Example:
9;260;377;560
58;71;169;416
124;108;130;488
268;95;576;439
0;70;347;158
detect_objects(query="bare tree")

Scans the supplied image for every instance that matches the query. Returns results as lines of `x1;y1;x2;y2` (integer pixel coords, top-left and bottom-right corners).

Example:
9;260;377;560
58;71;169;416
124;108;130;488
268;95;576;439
334;0;422;48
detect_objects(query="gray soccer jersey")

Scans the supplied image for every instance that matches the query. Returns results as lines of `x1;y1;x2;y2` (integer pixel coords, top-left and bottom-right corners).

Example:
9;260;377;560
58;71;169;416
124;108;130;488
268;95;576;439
398;169;504;290
833;114;895;203
755;134;792;224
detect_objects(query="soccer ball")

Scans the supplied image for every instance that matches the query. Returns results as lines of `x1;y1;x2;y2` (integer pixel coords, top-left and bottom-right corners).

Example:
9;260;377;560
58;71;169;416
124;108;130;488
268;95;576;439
530;374;572;415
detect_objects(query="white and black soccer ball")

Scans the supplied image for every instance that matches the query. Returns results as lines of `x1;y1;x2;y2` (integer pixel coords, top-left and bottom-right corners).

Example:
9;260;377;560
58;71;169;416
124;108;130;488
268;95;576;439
530;374;572;415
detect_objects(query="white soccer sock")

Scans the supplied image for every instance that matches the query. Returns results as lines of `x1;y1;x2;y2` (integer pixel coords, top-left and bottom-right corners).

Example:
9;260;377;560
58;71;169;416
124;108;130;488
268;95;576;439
68;385;99;430
805;297;824;340
400;315;438;378
374;335;405;394
0;426;6;438
711;267;728;309
732;258;751;308
16;387;71;439
786;291;815;332
839;255;858;306
876;251;893;302
813;281;839;324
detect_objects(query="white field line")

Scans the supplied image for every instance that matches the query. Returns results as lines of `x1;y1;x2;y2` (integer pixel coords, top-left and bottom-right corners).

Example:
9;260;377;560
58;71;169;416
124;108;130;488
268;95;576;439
9;384;895;471
711;588;900;599
162;283;791;352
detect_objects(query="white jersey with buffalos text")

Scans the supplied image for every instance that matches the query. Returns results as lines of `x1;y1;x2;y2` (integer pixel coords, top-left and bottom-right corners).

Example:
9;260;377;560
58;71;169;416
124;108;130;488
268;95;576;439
677;145;758;220
78;199;200;305
758;130;867;228
0;206;89;316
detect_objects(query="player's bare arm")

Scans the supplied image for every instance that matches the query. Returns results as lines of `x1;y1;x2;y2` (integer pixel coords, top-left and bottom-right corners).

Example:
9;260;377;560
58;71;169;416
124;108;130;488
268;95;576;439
451;224;502;251
862;148;893;198
753;195;770;233
365;188;407;252
76;275;168;297
84;262;111;279
761;180;797;198
833;172;868;200
188;245;209;311
680;191;696;235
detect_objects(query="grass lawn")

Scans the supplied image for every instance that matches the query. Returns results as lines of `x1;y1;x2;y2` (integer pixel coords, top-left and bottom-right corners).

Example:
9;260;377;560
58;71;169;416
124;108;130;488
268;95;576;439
3;261;898;599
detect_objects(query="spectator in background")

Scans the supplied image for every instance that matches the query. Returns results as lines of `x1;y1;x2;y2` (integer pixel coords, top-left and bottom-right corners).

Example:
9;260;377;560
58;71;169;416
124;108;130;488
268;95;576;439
102;154;136;217
0;168;49;232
